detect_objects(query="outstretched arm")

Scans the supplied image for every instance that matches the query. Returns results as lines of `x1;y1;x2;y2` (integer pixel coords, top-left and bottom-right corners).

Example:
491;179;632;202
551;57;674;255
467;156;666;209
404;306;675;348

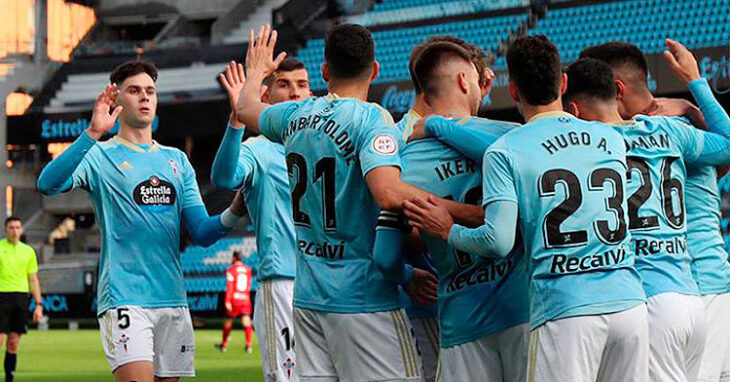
182;191;245;247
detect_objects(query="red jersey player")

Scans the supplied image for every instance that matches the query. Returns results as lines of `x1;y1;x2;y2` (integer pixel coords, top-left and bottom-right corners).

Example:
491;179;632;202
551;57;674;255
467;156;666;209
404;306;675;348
216;251;254;353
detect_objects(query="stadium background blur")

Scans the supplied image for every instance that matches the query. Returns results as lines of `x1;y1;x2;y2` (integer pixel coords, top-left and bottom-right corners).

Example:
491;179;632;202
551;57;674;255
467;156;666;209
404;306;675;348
0;0;728;380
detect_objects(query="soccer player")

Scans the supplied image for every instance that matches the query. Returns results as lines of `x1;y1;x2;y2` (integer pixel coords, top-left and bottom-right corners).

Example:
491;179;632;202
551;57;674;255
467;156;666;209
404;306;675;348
235;24;480;381
216;251;254;353
581;39;730;382
394;35;492;382
212;57;310;381
397;40;529;382
405;35;649;382
0;217;43;382
37;61;245;382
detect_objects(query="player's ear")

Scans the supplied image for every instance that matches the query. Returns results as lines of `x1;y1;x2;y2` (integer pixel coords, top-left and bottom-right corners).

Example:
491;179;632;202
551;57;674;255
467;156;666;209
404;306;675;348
508;81;520;103
560;72;568;95
615;80;625;101
322;63;330;83
370;61;380;81
457;72;469;94
567;101;580;117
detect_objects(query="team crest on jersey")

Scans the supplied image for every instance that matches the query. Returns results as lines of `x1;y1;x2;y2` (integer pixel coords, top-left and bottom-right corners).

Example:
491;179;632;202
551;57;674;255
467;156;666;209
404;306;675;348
169;159;179;177
118;333;130;352
133;176;176;211
282;357;295;379
372;134;397;155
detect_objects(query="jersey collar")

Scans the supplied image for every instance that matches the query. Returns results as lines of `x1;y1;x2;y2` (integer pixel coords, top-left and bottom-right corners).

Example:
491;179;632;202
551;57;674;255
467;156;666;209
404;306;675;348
406;109;422;120
527;111;575;123
112;135;160;153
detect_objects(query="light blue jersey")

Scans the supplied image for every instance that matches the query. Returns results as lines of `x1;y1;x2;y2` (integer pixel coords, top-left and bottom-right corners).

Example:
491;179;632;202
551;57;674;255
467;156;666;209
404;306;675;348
71;136;205;313
401;116;529;347
621;114;730;297
259;94;402;313
395;110;438;319
482;112;645;328
686;166;730;294
237;136;297;281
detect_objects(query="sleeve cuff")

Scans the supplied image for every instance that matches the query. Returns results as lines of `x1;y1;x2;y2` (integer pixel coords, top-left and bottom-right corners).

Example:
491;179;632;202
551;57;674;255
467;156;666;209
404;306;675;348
225;123;246;139
424;116;437;137
448;224;465;247
220;208;243;228
78;131;98;149
688;78;712;103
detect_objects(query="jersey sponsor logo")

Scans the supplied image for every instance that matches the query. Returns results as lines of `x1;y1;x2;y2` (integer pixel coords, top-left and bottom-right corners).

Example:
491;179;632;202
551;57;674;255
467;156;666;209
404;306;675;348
634;236;687;256
297;239;345;260
446;257;516;293
133;176;176;209
549;247;628;274
372;134;397;155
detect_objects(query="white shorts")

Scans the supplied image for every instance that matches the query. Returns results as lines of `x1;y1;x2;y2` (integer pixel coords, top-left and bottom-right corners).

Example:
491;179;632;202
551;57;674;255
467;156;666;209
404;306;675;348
438;322;528;382
528;304;649;382
411;316;439;382
648;292;707;382
254;278;298;382
698;293;730;382
98;306;195;378
294;307;421;382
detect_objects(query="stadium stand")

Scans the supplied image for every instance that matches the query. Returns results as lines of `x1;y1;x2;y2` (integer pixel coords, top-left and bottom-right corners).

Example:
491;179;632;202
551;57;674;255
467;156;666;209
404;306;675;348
222;0;289;45
349;0;529;27
528;0;730;62
182;236;259;293
297;12;529;91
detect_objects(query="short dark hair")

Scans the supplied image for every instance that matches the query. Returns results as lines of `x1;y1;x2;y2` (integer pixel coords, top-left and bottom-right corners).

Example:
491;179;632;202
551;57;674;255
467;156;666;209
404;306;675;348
5;217;21;227
414;41;474;98
579;41;648;82
563;58;617;104
109;60;158;86
324;23;375;79
232;251;242;262
409;35;487;94
264;57;307;86
506;35;562;106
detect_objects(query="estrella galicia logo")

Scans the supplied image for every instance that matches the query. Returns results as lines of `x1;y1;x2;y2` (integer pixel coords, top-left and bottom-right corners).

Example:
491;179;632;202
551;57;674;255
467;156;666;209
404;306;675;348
133;176;176;211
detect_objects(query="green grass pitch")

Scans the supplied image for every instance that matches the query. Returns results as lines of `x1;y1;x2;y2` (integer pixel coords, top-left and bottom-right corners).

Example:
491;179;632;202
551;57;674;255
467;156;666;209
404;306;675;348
18;329;266;381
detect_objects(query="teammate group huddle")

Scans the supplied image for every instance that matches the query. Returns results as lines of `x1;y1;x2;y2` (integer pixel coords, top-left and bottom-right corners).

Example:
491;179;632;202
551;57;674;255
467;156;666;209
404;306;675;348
35;19;730;382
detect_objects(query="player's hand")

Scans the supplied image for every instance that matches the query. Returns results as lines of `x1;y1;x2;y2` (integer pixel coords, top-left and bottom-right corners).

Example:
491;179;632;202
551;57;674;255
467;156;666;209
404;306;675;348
87;84;123;140
225;302;232;312
230;190;246;217
219;61;247;129
481;67;495;97
406;268;438;305
663;38;701;84
408;118;428;142
33;305;43;323
404;196;453;241
645;97;707;130
246;24;286;80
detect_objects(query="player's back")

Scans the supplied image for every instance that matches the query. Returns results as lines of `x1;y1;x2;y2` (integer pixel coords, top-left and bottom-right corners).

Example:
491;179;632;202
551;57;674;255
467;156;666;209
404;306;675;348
402;117;529;346
239;136;297;281
227;263;252;295
260;94;402;313
618;115;702;297
490;112;645;328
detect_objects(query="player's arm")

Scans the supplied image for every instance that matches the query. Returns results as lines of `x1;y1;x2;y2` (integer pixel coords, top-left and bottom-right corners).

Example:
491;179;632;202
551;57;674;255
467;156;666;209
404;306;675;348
365;167;484;226
182;191;245;247
235;25;286;134
373;211;438;304
409;116;501;163
29;273;43;322
37;85;123;195
404;149;519;259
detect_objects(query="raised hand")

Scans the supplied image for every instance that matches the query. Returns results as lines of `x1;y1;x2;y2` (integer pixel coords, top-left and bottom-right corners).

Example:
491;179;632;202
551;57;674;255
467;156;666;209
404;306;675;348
219;61;246;128
406;268;438;305
663;38;701;84
87;84;123;140
481;67;495;97
245;24;287;80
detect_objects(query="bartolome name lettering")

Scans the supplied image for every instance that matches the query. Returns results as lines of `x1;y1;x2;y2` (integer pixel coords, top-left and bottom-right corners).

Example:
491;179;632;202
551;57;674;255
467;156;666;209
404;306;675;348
283;114;357;165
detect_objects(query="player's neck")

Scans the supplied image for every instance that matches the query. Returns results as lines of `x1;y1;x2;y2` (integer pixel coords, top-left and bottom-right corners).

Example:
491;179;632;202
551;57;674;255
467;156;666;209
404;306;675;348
521;99;564;122
588;103;624;124
327;80;370;101
118;123;153;145
6;237;19;245
411;95;430;116
430;98;471;118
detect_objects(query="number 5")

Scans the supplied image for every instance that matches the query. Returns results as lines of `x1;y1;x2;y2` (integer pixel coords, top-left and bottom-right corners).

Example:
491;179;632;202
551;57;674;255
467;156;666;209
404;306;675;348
117;308;130;329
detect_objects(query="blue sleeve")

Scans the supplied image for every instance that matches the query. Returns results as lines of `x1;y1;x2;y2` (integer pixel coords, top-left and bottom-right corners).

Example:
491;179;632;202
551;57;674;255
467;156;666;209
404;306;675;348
180;153;205;209
37;132;96;195
182;206;230;247
448;200;518;258
373;211;413;286
359;106;402;175
664;116;730;167
689;78;730;137
425;116;498;162
258;101;300;143
211;124;255;190
481;148;519;206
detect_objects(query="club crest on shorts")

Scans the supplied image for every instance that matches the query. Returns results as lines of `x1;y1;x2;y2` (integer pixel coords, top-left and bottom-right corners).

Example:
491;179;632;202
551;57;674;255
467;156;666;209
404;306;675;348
282;357;295;379
372;134;397;155
118;333;130;352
